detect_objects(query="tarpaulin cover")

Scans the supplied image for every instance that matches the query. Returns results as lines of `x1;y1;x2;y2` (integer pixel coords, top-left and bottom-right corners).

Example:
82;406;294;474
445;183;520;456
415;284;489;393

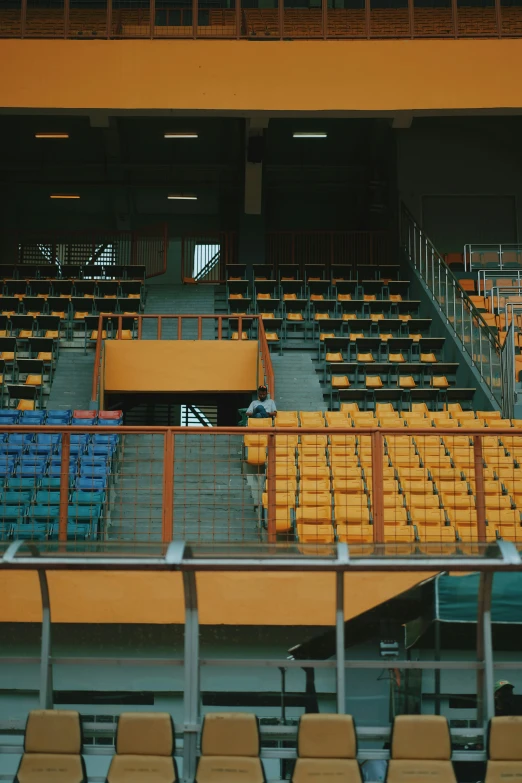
435;573;522;624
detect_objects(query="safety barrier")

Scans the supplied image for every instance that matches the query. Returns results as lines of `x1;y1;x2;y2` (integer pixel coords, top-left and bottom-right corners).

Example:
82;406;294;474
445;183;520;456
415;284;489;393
0;425;521;549
1;3;521;39
90;313;275;404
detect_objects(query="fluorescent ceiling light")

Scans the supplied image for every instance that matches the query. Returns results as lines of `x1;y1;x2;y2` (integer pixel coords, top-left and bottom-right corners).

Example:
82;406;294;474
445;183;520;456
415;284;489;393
50;194;80;200
35;133;69;139
164;132;198;139
293;132;327;139
168;194;197;201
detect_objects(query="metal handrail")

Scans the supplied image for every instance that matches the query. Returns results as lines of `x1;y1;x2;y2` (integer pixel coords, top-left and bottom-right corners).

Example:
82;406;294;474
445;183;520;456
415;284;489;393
464;243;522;272
401;204;503;407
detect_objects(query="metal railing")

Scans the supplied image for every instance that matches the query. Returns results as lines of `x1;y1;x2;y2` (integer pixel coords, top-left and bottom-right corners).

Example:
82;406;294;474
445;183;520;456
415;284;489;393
401;204;503;408
90;313;275;404
16;224;167;279
266;230;392;275
1;424;521;549
464;244;522;272
1;2;521;40
501;322;516;419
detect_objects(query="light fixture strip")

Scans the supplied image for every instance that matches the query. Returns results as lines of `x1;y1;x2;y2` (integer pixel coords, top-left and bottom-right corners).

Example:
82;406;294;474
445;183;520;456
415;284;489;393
50;194;80;200
293;132;328;139
167;195;198;201
164;133;199;139
35;133;70;139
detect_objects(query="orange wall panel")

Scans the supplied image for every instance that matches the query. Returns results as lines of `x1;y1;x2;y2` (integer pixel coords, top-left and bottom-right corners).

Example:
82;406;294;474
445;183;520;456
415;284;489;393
1;40;522;112
104;340;259;393
0;571;435;625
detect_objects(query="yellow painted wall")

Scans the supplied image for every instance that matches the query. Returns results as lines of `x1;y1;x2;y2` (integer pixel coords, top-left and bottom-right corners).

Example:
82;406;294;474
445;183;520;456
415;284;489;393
104;340;259;393
1;40;522;112
0;571;435;624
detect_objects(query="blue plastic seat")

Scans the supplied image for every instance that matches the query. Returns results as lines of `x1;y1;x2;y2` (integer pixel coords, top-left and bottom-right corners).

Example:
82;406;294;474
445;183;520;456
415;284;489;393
0;523;11;540
0;444;24;457
49;523;90;541
39;477;62;490
80;456;110;469
72;418;95;426
0;490;33;505
12;522;48;540
45;410;72;423
20;411;46;424
35;490;62;505
16;463;47;478
35;434;62;447
28;505;59;523
92;434;119;446
8;434;35;446
0;464;15;479
70;434;90;446
0;412;19;425
75;476;106;492
0;504;28;523
26;445;55;457
8;476;41;490
70;490;105;506
68;504;101;520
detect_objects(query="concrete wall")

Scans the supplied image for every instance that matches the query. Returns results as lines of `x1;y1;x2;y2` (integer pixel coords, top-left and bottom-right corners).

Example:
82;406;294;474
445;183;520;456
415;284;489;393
397;117;522;253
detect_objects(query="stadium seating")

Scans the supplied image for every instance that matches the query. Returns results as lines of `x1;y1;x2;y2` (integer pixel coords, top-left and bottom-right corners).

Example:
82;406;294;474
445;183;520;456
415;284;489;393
14;709;86;783
106;712;178;783
387;714;456;783
292;713;362;783
196;712;265;783
226;262;475;411
0;410;121;541
486;716;522;783
245;407;522;546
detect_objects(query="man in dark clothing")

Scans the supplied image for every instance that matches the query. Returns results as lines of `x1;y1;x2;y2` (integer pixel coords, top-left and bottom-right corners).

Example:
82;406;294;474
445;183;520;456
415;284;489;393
495;680;518;716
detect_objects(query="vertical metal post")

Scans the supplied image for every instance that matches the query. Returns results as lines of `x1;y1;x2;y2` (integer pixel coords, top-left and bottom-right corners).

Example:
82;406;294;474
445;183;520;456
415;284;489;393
192;0;198;38
238;315;243;340
365;0;370;38
322;0;328;39
183;571;200;783
477;572;495;726
278;0;284;38
150;0;155;38
473;436;487;543
137;316;142;339
21;0;27;37
235;0;241;38
371;430;384;543
157;316;162;340
117;315;122;340
162;430;174;543
217;317;222;340
267;432;276;543
408;0;414;37
64;0;70;37
451;0;458;37
197;317;202;339
38;571;53;709
336;571;346;714
107;0;112;37
178;317;183;340
58;432;70;543
434;620;441;715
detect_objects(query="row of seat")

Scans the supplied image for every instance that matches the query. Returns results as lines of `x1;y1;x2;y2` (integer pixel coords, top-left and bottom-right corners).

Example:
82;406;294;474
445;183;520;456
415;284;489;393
0;263;145;280
1;279;143;299
0;409;122;424
15;709;522;783
245;407;522;544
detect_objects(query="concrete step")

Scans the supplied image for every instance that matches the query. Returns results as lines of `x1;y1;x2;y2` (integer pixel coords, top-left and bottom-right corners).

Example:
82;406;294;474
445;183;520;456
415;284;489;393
46;350;96;411
271;351;327;412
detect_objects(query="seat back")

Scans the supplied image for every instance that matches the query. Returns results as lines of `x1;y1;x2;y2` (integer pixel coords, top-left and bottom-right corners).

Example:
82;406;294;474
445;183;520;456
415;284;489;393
116;712;175;757
387;715;456;783
197;713;264;782
292;714;362;782
16;710;85;783
486;716;522;783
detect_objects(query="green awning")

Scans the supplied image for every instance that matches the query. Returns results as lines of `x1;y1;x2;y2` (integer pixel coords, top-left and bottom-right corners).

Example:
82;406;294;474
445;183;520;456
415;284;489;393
435;573;522;624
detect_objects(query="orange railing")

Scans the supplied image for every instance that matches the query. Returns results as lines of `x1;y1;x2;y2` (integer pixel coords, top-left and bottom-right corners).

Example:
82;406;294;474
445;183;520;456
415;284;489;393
0;425;516;550
2;4;519;39
90;313;275;404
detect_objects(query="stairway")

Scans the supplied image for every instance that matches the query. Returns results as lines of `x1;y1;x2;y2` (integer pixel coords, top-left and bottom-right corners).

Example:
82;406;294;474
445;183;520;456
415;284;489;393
46;351;95;411
141;283;218;339
271;351;327;412
108;433;261;542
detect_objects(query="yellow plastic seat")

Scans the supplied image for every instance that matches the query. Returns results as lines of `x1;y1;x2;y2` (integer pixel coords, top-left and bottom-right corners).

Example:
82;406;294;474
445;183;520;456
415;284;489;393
257;293;271;300
332;376;350;389
196;713;263;783
389;353;405;363
432;375;450;388
25;374;42;386
420;352;437;363
231;331;248;340
342;313;357;321
334;504;371;525
315;313;330;321
16;710;86;783
485;716;522;783
295;506;332;525
246;446;267;466
90;330;107;341
365;376;383;389
326;351;343;362
275;411;299;427
287;313;304;321
248;418;272;428
300;465;330;481
398;375;416;388
387;715;456;783
297;523;335;543
357;352;374;362
319;332;335;341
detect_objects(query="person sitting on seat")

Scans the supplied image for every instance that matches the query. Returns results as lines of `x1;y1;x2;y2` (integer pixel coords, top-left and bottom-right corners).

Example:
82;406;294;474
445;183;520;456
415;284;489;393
495;680;519;715
246;385;277;419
